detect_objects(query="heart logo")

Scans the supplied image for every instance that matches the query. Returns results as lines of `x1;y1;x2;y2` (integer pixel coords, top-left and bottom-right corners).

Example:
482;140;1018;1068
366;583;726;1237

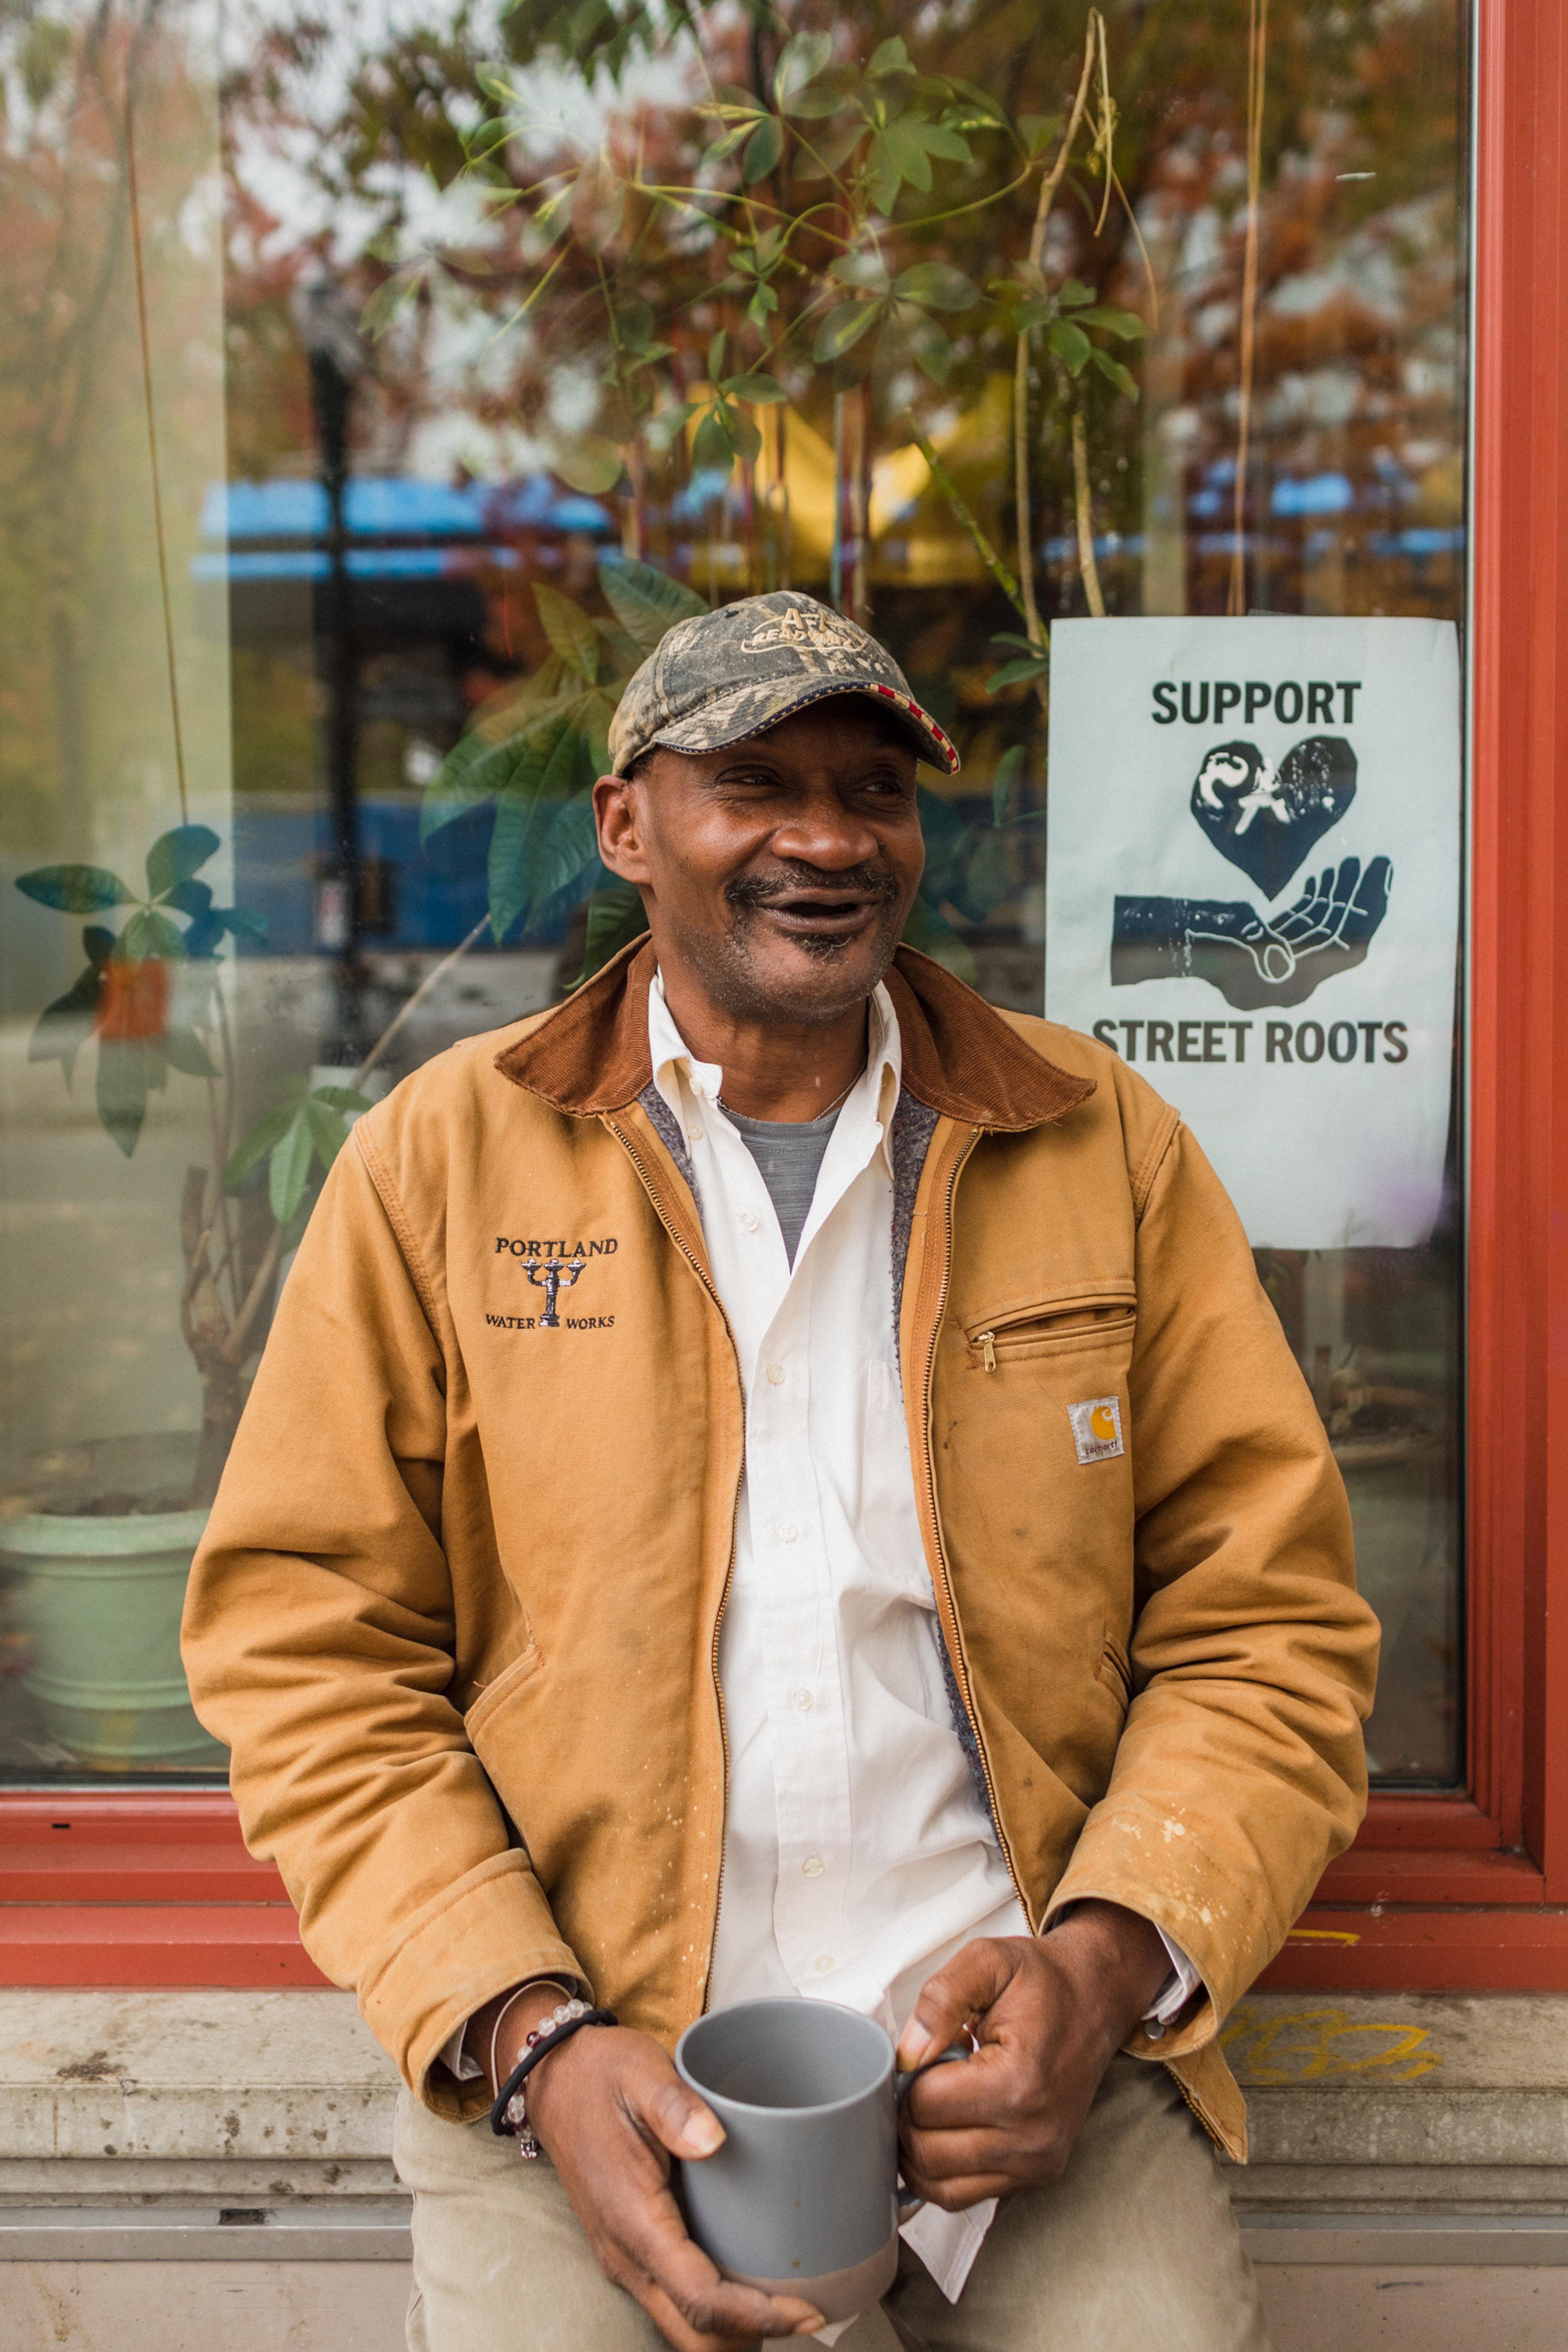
1189;734;1357;901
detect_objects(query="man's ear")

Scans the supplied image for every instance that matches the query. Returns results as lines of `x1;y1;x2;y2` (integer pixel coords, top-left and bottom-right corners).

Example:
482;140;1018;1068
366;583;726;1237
593;773;652;885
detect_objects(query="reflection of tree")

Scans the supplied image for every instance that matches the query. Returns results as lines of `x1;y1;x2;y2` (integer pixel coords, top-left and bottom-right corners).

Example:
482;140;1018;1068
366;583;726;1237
0;2;220;859
211;0;1468;985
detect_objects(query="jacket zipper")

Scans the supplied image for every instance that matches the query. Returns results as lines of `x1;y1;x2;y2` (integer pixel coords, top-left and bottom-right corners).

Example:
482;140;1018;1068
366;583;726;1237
918;1130;1031;1925
979;1332;997;1372
603;1115;746;2009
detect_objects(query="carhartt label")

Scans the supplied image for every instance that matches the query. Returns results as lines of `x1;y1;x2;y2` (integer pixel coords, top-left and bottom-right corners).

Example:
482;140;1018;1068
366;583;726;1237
1069;1396;1124;1465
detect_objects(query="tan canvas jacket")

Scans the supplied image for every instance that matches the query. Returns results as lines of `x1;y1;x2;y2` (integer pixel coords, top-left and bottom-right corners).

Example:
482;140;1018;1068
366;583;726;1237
182;939;1377;2162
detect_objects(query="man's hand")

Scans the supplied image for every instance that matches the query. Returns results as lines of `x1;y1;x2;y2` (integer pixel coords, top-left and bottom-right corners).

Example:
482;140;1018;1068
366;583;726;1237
894;1902;1174;2210
479;1984;825;2352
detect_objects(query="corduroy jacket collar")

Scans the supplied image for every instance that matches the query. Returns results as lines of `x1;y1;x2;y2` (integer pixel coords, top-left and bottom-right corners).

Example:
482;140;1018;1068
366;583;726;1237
493;935;1094;1132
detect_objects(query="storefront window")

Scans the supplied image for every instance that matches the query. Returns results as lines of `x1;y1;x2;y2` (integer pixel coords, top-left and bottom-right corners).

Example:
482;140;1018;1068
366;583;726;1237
0;0;1468;1784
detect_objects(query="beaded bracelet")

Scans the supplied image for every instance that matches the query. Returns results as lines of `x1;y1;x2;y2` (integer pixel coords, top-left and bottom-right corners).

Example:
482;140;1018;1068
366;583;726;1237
489;2002;617;2156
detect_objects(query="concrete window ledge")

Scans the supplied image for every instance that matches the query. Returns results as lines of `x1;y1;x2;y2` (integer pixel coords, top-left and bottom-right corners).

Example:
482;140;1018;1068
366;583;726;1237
6;1988;1568;2350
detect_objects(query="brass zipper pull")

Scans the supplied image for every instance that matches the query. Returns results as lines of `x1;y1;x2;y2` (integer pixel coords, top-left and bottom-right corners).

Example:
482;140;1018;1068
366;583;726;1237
980;1331;997;1372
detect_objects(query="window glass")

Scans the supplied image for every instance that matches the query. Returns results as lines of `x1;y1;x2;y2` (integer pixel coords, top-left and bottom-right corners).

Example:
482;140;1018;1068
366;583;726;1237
0;0;1467;1784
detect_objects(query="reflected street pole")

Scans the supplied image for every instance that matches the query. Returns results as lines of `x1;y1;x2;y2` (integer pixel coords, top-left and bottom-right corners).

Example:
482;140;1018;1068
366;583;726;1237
295;276;365;1063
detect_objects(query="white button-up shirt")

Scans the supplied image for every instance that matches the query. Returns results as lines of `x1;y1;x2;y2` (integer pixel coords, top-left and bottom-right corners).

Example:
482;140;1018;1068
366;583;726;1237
450;971;1195;2316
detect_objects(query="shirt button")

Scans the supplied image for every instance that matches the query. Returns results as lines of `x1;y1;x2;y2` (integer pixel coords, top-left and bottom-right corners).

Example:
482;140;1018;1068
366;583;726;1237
765;1363;785;1385
777;1522;799;1543
686;1124;703;1142
789;1688;813;1712
802;1855;825;1878
740;1211;760;1233
813;1955;835;1974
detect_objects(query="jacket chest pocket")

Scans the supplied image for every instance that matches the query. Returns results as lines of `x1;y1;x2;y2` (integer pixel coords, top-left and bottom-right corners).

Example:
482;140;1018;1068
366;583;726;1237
962;1283;1137;1373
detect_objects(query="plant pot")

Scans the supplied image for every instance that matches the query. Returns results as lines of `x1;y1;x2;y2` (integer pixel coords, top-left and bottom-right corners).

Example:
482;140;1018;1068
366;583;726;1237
0;1439;226;1773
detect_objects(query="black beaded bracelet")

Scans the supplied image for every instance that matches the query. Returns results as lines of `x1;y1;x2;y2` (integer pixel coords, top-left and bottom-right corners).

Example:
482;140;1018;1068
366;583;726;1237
489;2006;618;2136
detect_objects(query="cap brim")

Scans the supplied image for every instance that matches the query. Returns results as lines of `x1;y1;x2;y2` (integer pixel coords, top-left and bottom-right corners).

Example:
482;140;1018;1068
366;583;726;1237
630;677;961;777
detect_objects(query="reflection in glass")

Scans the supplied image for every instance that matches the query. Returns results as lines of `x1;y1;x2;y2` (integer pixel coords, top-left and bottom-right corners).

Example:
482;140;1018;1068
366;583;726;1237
0;0;1468;1780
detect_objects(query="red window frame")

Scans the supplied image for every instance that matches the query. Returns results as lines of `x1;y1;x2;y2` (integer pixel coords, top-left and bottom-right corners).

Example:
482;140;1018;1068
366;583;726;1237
2;0;1565;1993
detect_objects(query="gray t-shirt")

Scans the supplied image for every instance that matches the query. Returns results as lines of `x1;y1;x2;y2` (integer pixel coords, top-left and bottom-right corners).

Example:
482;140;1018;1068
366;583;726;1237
724;1104;841;1265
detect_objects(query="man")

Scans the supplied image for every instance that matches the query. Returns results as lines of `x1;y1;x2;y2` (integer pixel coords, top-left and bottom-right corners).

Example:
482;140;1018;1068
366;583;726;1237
183;591;1377;2352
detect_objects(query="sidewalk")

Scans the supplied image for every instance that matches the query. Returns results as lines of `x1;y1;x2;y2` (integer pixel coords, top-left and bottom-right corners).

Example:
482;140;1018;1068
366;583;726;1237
3;1988;1568;2350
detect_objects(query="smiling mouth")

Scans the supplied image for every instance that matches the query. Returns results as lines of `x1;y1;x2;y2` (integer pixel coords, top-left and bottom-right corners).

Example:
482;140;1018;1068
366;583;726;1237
756;890;885;938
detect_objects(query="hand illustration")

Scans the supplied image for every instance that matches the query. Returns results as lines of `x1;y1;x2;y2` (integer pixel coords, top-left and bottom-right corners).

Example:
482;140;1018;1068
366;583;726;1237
1111;856;1393;1011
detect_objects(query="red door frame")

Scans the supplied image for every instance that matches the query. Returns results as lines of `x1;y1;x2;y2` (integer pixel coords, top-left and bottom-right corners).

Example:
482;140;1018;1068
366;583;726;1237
1266;0;1568;1989
2;0;1567;1991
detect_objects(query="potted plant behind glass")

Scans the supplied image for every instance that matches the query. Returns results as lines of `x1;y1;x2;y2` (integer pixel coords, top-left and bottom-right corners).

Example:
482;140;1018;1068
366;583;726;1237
1;823;375;1771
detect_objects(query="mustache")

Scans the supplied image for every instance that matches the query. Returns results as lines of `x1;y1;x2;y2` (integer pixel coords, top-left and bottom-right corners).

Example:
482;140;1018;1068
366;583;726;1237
724;861;902;912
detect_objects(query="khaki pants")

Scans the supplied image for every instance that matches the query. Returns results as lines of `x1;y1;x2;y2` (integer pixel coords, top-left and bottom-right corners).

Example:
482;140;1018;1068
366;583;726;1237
394;2055;1270;2352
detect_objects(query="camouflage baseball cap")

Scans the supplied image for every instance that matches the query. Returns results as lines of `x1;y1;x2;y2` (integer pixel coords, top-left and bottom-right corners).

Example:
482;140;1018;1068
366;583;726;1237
606;591;960;778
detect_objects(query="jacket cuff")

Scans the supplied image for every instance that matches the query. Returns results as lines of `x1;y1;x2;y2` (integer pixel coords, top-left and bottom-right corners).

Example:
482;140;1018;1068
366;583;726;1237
1044;1815;1267;2060
357;1852;590;2120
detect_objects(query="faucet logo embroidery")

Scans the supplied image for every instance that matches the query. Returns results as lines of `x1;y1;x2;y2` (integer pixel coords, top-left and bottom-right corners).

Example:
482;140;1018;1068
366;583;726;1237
521;1246;587;1328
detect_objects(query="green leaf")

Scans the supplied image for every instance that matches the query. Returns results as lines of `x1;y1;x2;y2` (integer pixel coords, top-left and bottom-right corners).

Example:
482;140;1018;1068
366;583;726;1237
534;584;601;682
900;891;976;984
1010;297;1054;334
1047;319;1092;373
145;824;221;900
597;557;707;653
161;1027;218;1079
788;82;855;122
96;1039;150;1157
707;116;760;162
115;910;182;963
813;299;882;363
488;718;587;940
774;29;833;109
643;401;697;453
893;261;978;313
986;656;1051;691
707;328;727;383
27;965;101;1085
720;370;787;404
958;827;1015;921
909;317;953;384
305;1098;353;1173
882;123;933;194
552;433;624;494
312;1085;373;1114
742;115;784;182
519;794;602;924
578;882;647;981
1081;306;1146;340
225;1100;299;1193
991;742;1027;828
914;123;972;164
869;35;911;76
728;410;763;464
15;864;135;914
160;878;213;919
119;908;187;961
829;252;892;293
269;1106;315;1226
1089;348;1139;399
748;286;779;329
1058;279;1096;309
691;407;735;475
865;131;901;214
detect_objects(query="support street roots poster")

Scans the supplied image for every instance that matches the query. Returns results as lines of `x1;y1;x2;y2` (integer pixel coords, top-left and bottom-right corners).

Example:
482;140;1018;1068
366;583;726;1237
1044;617;1461;1251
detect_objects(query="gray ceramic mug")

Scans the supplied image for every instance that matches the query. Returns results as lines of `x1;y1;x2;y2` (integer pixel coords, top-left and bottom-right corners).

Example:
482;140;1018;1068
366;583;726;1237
674;1998;969;2324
